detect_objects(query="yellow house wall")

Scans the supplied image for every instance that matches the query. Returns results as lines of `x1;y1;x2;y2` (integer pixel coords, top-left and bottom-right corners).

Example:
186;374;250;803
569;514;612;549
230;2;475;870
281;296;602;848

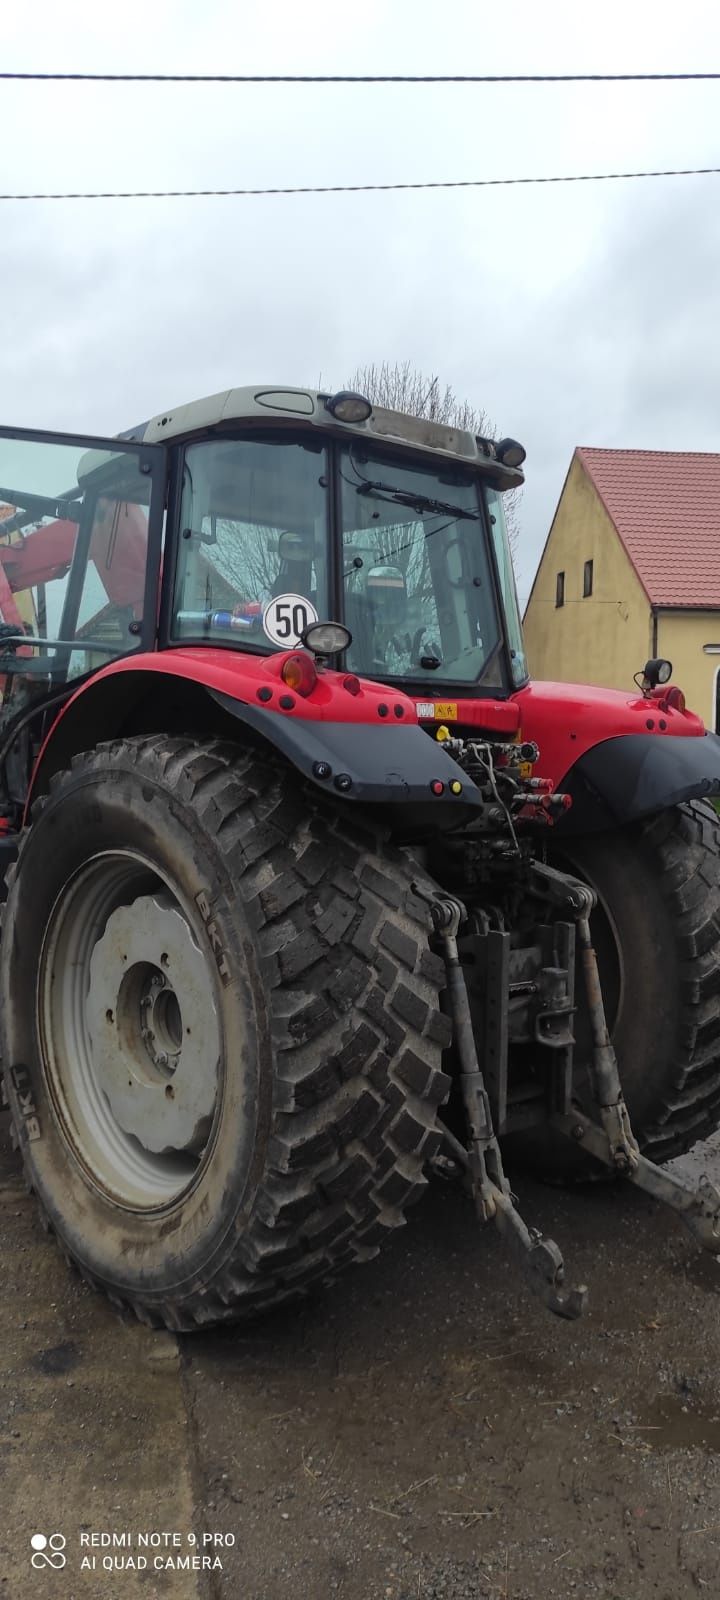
523;456;652;690
655;612;720;729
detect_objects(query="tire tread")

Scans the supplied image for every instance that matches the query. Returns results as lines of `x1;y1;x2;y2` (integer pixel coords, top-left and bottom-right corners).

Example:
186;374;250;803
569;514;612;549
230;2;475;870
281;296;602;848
1;735;448;1330
635;799;720;1160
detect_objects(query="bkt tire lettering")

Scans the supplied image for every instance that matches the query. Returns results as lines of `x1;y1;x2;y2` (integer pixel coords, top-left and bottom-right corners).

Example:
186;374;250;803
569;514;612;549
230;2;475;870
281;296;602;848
194;892;231;986
11;1066;41;1140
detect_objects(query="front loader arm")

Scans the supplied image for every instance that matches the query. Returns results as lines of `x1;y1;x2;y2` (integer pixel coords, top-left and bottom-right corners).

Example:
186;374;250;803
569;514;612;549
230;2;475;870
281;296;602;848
0;501;149;625
0;518;77;591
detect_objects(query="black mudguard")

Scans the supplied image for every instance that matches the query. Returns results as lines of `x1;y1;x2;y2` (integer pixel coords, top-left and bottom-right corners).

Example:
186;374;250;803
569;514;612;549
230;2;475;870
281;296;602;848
556;732;720;834
210;691;482;830
28;668;479;835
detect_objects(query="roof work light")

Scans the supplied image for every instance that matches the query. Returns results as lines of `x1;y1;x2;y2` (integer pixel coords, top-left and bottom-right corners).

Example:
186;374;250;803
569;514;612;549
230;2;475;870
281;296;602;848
324;391;373;424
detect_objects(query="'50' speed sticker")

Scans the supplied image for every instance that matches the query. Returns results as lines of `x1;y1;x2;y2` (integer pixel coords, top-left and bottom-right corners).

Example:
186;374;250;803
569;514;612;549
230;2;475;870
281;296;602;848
262;593;318;647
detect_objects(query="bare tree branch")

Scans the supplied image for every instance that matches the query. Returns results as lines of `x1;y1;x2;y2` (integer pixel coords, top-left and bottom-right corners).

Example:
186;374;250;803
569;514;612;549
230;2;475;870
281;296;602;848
343;362;521;559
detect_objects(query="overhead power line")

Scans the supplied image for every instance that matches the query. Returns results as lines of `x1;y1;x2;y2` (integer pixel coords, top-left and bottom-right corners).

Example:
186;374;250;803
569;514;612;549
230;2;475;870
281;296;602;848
1;165;719;201
1;70;720;84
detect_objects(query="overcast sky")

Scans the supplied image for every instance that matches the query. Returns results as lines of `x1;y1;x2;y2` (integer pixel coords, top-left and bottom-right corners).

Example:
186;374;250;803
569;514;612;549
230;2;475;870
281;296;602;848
2;0;720;598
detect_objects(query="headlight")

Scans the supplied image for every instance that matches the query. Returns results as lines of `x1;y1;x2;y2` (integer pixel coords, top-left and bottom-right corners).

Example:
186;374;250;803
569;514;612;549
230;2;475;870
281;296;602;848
495;437;526;468
324;391;373;424
642;657;673;689
301;621;352;656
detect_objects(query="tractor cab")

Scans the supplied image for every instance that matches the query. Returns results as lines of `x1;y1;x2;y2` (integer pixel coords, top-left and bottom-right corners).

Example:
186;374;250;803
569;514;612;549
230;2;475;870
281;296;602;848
164;402;529;699
0;389;717;833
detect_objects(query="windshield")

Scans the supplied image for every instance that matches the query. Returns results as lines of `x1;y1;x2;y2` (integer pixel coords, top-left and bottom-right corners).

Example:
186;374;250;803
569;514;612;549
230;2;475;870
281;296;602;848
173;438;328;648
340;445;504;688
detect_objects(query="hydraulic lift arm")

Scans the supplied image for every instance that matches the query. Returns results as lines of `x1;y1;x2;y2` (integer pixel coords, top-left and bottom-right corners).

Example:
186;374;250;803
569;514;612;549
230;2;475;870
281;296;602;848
421;861;720;1322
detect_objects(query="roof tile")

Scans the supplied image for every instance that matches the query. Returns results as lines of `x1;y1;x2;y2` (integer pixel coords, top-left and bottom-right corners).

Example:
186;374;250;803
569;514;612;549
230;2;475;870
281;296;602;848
577;447;720;608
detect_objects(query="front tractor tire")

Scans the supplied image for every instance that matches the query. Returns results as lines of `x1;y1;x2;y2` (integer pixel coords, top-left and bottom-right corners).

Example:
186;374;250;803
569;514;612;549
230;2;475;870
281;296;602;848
549;800;720;1165
0;737;450;1331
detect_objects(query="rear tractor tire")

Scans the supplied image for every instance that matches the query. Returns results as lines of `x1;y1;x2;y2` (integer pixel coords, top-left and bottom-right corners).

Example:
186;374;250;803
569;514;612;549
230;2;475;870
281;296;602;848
541;799;720;1173
0;737;451;1331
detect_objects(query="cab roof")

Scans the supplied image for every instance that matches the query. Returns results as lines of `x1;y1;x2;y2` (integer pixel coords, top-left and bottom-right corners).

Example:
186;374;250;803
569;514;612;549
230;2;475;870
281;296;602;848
119;385;523;490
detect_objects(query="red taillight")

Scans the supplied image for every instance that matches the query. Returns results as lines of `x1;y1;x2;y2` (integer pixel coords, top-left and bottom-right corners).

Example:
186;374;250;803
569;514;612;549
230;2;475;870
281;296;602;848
342;674;361;696
663;686;686;713
281;653;318;697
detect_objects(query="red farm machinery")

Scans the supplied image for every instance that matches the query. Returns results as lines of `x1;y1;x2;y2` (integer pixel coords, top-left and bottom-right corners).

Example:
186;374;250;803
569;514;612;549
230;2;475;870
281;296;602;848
1;385;720;1329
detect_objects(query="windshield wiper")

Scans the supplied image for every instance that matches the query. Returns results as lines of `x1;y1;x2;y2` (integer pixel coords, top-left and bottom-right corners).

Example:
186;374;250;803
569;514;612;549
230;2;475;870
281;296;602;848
356;480;479;520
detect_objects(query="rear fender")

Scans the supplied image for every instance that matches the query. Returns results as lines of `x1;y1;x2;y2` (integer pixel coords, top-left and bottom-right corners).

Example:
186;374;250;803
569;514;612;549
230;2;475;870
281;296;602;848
555;732;720;834
27;655;481;830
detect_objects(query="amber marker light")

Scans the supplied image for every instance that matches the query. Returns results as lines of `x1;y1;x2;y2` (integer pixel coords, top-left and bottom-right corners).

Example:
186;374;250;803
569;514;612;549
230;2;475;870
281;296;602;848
281;653;318;697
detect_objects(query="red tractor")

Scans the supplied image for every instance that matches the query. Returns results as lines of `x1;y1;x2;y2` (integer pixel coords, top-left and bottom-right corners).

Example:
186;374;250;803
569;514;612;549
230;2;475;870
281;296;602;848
1;386;720;1330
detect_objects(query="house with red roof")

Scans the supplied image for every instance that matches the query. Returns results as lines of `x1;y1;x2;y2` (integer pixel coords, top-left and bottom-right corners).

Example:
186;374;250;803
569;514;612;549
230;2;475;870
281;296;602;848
523;447;720;730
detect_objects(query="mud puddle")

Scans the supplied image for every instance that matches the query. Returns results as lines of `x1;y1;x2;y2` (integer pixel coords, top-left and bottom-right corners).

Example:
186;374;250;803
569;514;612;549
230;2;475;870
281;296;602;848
636;1391;720;1451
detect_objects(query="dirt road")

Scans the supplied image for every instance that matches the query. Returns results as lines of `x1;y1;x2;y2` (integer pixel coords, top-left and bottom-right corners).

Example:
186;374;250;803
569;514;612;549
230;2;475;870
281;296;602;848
2;1119;720;1599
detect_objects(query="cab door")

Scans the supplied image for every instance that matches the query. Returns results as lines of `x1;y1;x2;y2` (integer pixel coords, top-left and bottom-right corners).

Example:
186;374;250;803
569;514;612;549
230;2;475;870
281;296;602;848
0;425;166;687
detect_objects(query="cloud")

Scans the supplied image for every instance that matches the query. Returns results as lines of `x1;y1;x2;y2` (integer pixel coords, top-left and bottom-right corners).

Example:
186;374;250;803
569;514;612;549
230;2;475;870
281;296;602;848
507;178;720;591
1;0;719;600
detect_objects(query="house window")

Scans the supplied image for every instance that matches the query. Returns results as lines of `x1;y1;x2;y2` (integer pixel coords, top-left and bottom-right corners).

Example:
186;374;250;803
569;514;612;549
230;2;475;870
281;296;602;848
556;571;565;608
583;559;594;598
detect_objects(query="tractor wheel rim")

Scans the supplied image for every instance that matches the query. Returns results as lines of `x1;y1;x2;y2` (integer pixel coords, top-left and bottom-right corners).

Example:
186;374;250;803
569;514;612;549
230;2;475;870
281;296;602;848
38;850;222;1210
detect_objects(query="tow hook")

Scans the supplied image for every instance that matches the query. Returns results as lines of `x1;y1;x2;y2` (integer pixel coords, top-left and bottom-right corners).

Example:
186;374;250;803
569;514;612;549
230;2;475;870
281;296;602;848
413;882;588;1321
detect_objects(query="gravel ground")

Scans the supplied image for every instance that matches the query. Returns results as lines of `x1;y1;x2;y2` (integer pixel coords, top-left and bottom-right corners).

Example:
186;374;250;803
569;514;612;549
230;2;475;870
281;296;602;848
181;1141;720;1600
2;1120;720;1599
